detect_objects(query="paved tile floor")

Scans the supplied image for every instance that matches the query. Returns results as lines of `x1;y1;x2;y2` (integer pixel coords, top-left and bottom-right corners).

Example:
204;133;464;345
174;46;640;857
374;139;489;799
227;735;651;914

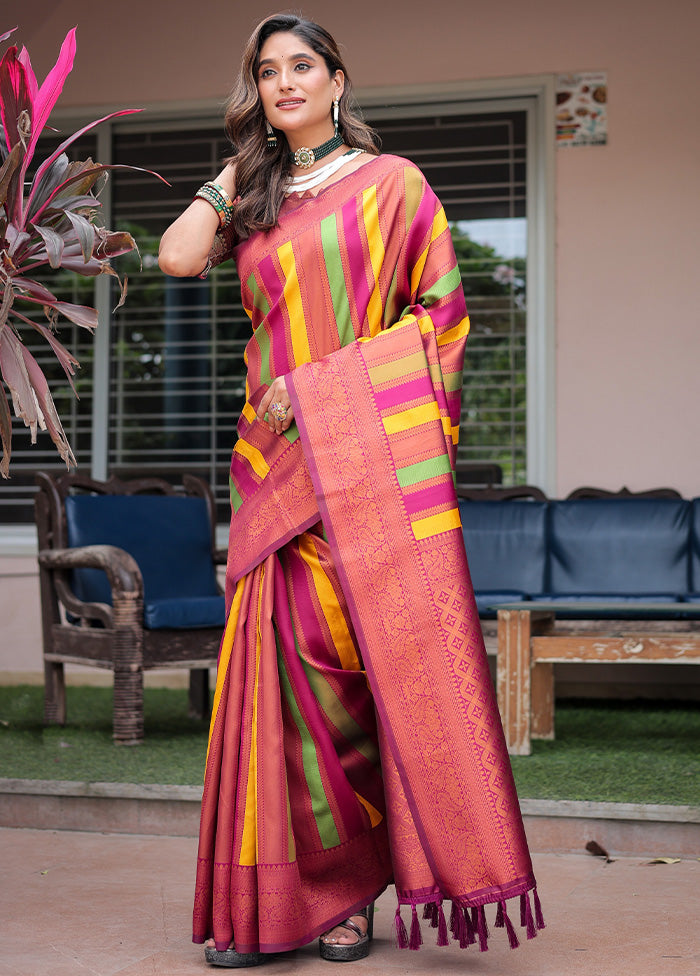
1;827;698;976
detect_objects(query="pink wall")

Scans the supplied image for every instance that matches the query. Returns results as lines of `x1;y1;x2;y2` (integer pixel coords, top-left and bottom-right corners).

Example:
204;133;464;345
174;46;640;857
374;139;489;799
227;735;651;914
18;0;700;496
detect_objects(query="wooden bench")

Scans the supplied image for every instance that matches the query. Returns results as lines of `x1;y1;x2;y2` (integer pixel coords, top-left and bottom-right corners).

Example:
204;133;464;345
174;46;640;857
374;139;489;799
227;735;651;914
496;603;700;755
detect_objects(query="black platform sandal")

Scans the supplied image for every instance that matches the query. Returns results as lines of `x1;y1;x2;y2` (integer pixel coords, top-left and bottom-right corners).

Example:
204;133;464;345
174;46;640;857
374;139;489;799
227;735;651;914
319;904;374;962
204;944;266;968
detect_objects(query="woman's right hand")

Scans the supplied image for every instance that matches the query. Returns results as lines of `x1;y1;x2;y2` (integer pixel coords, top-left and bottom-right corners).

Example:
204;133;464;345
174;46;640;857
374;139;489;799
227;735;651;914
158;164;237;278
257;376;295;435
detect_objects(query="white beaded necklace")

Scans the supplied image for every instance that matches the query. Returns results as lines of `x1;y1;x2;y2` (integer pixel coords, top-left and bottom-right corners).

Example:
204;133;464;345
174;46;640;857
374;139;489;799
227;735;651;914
285;148;362;195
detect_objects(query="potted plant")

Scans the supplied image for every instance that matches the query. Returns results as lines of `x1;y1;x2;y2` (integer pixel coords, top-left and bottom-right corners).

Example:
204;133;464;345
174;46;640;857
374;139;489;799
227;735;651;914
0;26;163;476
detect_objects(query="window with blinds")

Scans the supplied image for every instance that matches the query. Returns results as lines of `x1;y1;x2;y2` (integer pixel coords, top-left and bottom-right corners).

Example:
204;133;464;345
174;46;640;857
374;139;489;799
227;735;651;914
1;106;527;524
372;109;527;483
107;127;247;505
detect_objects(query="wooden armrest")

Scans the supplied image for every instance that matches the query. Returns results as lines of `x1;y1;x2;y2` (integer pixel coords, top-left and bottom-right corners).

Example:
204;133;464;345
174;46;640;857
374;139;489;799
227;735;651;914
39;545;144;599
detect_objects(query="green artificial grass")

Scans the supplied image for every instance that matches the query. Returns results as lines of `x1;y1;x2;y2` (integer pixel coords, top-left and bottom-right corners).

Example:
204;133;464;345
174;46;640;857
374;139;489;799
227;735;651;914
0;685;209;785
0;686;699;805
509;698;700;806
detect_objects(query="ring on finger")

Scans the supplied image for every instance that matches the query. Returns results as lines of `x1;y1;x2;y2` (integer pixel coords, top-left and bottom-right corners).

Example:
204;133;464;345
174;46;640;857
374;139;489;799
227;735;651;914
269;401;288;423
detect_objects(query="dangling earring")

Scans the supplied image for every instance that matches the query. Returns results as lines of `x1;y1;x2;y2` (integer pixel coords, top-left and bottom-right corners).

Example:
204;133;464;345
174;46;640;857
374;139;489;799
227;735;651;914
333;96;339;137
266;119;277;148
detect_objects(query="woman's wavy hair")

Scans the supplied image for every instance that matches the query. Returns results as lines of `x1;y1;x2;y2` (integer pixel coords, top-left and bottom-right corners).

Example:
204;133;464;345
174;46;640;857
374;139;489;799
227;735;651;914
224;13;380;238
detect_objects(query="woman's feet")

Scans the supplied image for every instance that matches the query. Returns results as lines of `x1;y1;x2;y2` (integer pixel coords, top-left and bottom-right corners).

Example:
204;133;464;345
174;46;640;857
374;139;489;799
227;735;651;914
204;939;266;968
319;906;373;961
203;906;374;967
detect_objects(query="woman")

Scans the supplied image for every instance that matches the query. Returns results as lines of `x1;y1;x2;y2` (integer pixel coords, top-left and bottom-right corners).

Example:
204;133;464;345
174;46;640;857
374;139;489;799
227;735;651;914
159;13;542;968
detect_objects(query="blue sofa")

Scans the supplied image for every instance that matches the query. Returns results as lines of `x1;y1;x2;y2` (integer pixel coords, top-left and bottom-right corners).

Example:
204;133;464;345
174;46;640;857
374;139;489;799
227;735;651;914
459;496;700;618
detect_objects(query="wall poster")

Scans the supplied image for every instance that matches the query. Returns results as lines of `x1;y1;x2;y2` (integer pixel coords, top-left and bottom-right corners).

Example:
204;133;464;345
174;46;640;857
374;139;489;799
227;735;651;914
556;72;608;147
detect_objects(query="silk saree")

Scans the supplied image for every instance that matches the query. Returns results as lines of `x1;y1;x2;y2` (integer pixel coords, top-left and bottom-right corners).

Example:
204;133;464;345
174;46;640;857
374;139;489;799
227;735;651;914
193;155;542;954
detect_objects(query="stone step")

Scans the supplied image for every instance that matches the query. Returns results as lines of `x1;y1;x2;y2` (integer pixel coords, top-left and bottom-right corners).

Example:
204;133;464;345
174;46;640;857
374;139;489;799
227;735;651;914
1;778;698;856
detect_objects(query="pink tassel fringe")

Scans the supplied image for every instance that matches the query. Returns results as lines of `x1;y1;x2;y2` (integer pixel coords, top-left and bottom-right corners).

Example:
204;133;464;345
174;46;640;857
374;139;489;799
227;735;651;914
463;907;476;946
495;901;505;927
449;901;459;939
499;900;520;948
534;888;546;930
436;903;449;946
397;890;543;952
395;907;409;949
524;891;537;940
474;905;489;952
409;904;423;950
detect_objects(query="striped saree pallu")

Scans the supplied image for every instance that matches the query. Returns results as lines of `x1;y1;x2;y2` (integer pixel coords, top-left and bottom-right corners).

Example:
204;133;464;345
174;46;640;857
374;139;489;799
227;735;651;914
288;315;544;950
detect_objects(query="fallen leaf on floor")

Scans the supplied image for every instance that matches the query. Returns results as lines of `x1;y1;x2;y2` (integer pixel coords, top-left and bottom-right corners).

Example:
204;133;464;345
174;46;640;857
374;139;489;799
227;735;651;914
585;840;614;862
40;870;49;875
645;857;681;865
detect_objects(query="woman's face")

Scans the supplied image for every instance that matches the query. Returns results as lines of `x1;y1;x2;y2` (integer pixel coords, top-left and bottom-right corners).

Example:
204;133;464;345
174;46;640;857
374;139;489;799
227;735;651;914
256;31;344;148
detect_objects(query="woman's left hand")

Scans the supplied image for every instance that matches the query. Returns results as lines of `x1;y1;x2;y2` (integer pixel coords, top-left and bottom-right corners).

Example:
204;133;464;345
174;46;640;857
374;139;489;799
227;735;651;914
257;377;295;434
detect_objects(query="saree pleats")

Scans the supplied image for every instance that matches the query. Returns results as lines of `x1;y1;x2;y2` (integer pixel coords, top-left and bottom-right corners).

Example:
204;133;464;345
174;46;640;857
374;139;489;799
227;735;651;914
193;524;392;953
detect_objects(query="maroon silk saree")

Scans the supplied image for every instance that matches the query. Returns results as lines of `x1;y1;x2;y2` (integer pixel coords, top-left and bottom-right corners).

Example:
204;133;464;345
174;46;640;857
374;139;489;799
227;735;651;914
193;155;542;954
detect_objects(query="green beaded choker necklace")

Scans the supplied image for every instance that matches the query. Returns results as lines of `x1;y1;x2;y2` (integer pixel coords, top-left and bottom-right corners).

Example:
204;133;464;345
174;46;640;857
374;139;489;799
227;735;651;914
288;133;344;169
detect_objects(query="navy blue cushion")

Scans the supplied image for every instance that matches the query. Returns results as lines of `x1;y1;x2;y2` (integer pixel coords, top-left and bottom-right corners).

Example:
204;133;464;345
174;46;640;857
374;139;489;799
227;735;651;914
65;495;223;630
144;596;224;630
459;500;547;596
691;499;700;592
547;499;691;596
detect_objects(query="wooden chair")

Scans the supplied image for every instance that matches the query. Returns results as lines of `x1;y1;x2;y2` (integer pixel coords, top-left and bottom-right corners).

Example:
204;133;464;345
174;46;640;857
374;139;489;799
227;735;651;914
35;472;226;744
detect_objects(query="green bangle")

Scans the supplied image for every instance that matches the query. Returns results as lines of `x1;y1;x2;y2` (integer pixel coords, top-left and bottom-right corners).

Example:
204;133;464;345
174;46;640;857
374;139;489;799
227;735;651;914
200;181;235;210
194;181;236;227
195;189;233;225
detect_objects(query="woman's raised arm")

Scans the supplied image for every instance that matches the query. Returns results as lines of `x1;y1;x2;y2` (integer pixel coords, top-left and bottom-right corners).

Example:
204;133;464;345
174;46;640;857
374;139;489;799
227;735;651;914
158;164;237;277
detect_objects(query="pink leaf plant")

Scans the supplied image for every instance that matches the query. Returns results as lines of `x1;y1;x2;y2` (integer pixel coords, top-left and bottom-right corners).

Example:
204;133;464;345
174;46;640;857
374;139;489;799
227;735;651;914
0;26;167;476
